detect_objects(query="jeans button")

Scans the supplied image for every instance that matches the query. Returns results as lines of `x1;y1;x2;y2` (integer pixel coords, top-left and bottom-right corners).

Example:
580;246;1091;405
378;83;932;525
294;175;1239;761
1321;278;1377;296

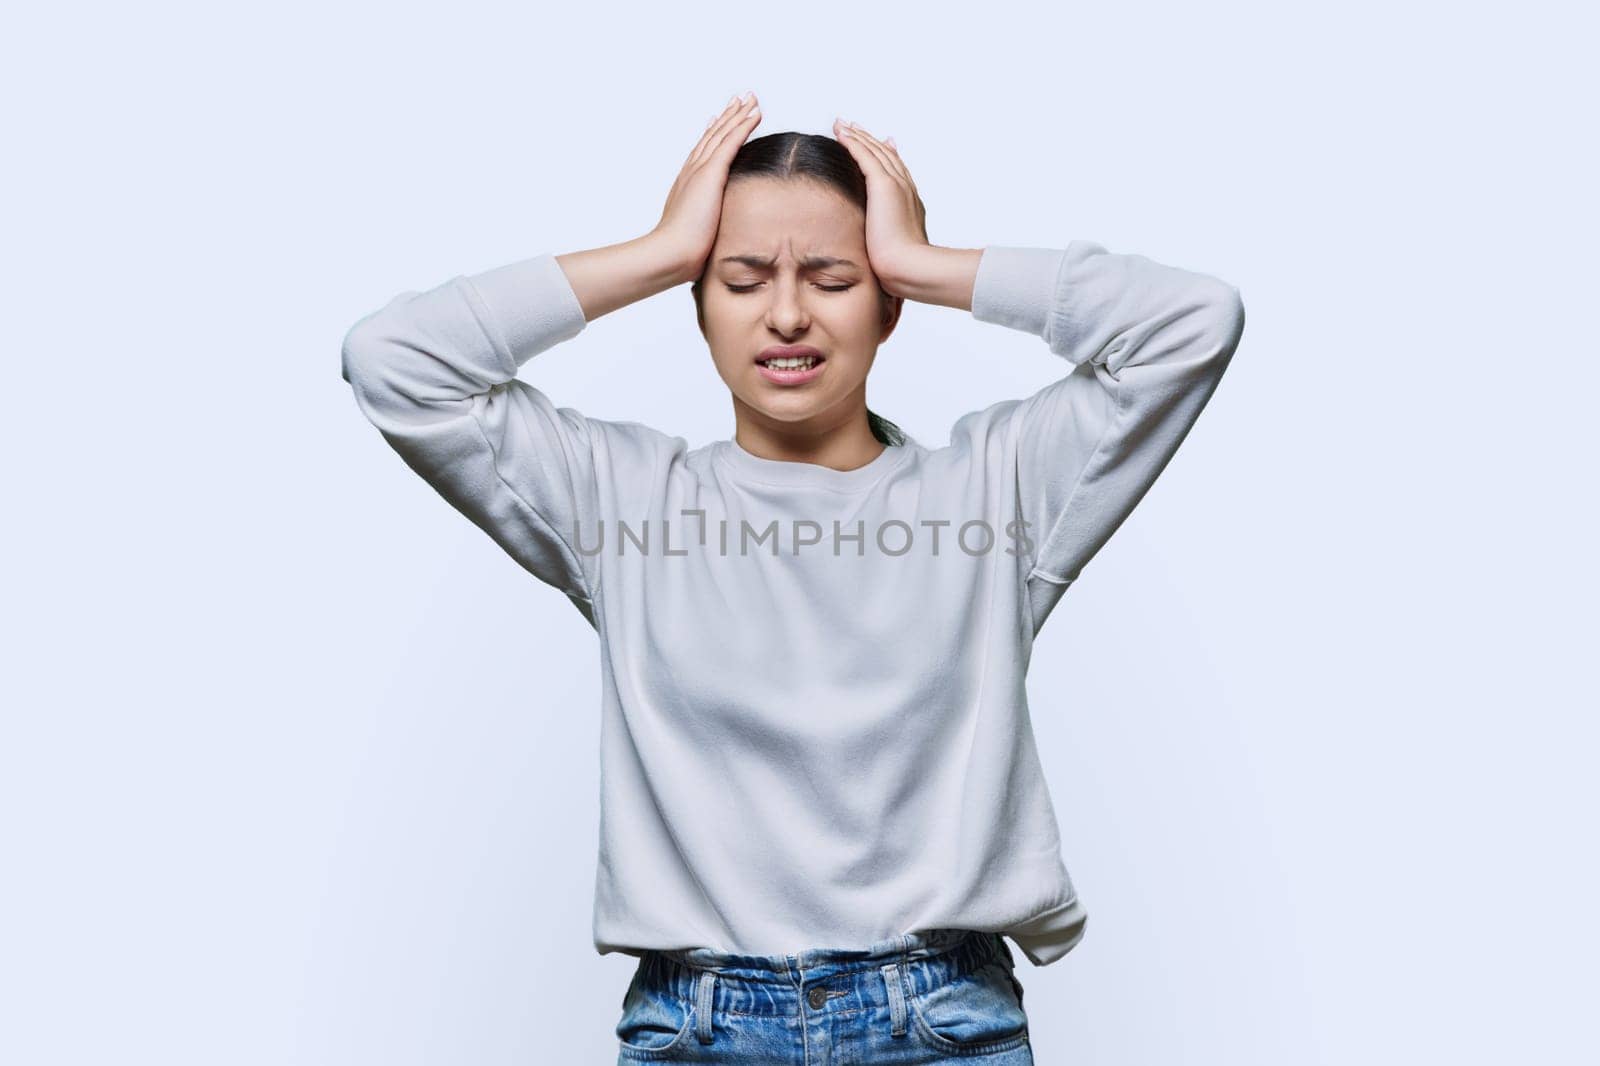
807;986;828;1010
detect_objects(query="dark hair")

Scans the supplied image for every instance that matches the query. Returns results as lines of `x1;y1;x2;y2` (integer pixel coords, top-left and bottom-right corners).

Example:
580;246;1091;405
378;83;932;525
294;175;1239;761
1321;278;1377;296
690;131;907;448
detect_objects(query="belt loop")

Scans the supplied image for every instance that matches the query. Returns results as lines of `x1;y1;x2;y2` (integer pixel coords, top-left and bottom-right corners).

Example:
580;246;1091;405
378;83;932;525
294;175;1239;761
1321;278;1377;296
695;969;716;1044
879;961;907;1038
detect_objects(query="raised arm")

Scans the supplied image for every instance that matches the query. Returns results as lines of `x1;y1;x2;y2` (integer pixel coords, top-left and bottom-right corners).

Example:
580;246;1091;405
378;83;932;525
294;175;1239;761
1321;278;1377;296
967;240;1246;635
340;245;644;610
340;95;768;612
825;121;1245;637
340;234;694;609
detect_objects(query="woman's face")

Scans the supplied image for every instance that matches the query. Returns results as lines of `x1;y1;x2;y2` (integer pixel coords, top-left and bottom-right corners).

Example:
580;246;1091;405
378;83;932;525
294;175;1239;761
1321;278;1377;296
698;177;900;435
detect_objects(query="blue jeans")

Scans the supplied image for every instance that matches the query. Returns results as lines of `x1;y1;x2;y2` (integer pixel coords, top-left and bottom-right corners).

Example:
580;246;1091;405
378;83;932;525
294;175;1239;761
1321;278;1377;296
614;928;1033;1063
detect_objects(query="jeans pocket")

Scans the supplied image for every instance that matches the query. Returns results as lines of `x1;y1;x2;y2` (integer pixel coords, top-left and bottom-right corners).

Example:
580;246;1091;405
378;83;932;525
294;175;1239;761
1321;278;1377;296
615;961;694;1060
903;958;1030;1056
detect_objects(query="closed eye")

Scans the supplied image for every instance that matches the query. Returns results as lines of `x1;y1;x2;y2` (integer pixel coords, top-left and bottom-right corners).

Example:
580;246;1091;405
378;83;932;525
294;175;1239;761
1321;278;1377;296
726;283;855;293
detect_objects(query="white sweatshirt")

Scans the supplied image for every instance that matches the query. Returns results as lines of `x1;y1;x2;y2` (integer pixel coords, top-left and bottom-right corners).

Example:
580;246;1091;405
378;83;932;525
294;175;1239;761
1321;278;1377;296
340;240;1245;966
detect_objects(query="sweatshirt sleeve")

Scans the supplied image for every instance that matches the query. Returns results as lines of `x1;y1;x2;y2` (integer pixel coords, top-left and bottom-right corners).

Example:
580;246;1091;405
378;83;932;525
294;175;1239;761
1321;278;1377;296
340;252;614;607
969;240;1246;637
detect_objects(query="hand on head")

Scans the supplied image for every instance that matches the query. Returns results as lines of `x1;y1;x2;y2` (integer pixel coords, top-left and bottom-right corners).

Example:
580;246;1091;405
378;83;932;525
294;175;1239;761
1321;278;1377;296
831;117;932;293
650;94;931;295
651;92;764;283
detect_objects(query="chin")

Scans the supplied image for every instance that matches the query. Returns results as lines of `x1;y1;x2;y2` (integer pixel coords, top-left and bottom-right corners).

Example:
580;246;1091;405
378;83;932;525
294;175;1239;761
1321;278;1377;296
743;387;837;419
749;396;829;420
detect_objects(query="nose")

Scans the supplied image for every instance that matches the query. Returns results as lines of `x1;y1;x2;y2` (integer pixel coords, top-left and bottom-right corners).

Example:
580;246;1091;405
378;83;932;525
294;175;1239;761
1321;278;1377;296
763;276;809;335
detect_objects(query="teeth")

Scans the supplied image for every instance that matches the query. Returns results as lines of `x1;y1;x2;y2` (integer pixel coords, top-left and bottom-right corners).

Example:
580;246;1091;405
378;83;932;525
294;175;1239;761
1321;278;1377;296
764;356;818;369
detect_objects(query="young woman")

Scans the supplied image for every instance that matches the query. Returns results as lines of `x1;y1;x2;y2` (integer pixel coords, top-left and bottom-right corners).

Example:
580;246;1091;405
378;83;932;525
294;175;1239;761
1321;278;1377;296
341;91;1245;1064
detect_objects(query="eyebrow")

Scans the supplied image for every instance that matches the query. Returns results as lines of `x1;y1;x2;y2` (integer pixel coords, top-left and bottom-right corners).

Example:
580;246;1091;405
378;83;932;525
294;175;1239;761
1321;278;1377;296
718;254;860;270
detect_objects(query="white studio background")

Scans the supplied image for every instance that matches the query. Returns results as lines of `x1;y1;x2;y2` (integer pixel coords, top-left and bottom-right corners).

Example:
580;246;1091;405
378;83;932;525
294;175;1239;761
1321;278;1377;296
3;2;1593;1064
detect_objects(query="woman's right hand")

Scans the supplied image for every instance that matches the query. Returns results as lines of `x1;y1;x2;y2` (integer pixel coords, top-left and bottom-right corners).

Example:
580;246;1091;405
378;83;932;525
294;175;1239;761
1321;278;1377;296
649;92;763;285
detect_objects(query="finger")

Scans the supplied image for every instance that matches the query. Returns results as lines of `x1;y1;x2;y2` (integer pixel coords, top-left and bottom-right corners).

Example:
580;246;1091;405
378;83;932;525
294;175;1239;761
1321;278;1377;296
833;116;887;177
691;94;745;155
692;93;759;166
706;97;762;164
874;133;916;190
690;93;749;164
841;120;912;185
837;120;928;243
836;118;893;174
836;118;906;188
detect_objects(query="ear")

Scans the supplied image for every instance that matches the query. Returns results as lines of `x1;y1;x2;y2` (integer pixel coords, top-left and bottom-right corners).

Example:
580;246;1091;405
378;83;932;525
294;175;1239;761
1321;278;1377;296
878;292;904;343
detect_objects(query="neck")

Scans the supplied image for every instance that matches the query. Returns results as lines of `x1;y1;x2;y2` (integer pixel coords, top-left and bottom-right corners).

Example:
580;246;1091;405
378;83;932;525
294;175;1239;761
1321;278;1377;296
731;408;886;473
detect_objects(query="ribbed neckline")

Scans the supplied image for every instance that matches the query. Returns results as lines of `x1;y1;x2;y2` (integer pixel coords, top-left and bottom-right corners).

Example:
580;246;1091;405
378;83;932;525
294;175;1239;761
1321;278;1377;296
714;437;911;492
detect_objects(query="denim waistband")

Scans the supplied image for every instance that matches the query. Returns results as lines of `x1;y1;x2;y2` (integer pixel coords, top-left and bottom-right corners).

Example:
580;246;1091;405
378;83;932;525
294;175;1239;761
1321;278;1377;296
638;928;1015;1019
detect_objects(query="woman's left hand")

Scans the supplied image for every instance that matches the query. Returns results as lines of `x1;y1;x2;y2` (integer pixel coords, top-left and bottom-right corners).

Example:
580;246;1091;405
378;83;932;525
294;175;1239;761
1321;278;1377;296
833;118;932;299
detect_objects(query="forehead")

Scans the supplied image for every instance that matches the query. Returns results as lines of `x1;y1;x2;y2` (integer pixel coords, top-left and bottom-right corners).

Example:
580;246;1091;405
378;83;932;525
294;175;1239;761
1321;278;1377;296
713;178;864;258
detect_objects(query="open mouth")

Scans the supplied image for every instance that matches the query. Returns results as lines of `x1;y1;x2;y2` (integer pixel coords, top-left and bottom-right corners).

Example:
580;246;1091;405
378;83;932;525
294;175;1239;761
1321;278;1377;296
756;352;827;384
757;354;825;369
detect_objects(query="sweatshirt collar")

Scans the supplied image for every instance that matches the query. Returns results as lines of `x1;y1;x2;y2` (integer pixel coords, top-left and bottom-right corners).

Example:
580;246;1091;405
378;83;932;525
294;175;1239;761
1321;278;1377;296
715;436;910;492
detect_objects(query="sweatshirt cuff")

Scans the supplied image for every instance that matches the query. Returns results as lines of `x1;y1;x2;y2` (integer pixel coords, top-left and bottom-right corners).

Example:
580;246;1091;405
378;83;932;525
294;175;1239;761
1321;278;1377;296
970;246;1067;338
465;252;589;367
